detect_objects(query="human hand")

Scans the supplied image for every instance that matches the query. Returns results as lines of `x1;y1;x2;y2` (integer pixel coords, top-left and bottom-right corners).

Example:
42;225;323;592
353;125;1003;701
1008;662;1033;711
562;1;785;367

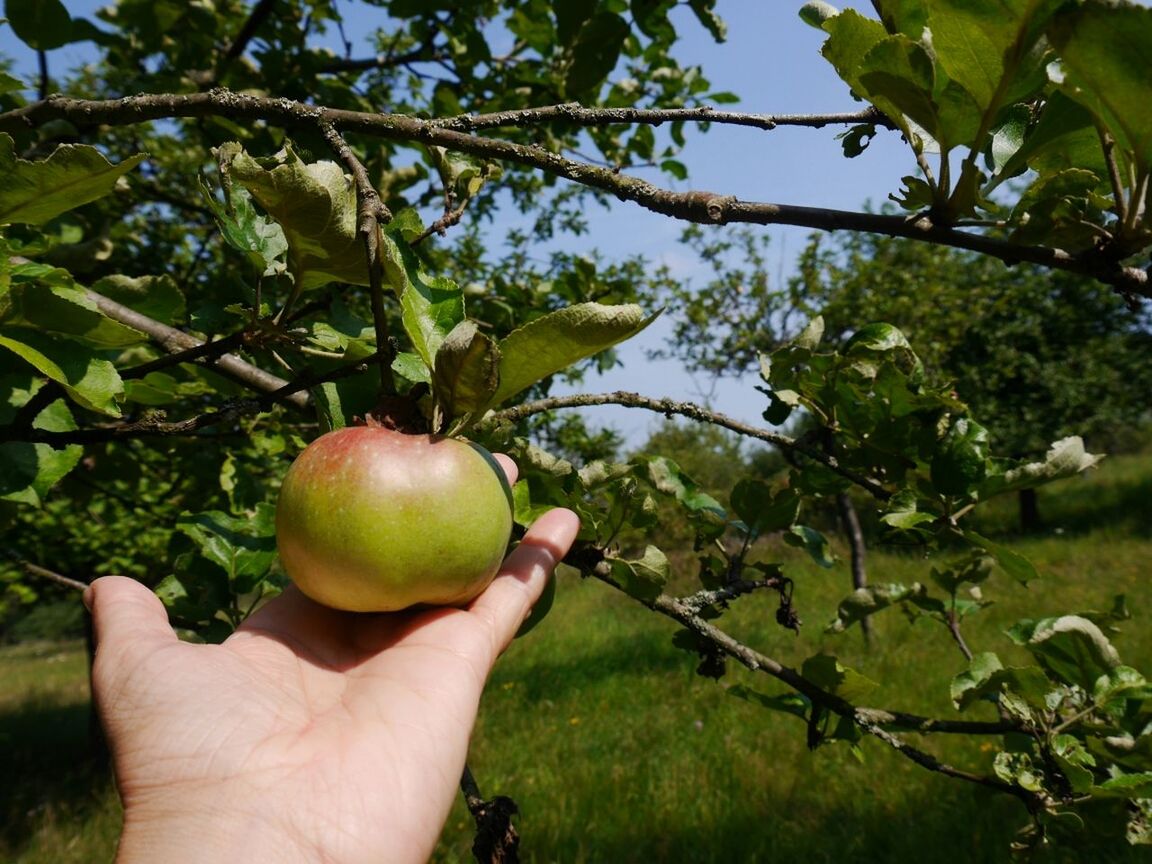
86;456;579;864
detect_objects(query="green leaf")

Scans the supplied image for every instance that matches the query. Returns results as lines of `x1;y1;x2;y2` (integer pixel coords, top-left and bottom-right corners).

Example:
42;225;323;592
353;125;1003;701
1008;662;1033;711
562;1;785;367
931;417;989;497
992;92;1105;186
924;0;1056;110
1008;615;1122;692
1052;734;1097;794
427;146;501;202
198;174;288;279
728;684;809;720
786;525;835;568
951;652;1053;711
219;142;367;289
555;0;597;46
432;320;500;430
4;0;73;50
826;582;942;633
1049;4;1152;171
489;303;657;409
642;455;727;527
688;0;726;42
801;653;878;703
795;315;825;350
89;274;185;326
0;396;82;506
993;751;1045;792
0;327;122;415
858;36;940;143
392;351;431;386
659;159;688;181
929;550;994;593
0;133;146;226
729;480;799;540
3;273;145;347
1093;666;1152;706
978;436;1103;499
175;504;277;593
565;12;629;96
379;214;465;370
608;545;668;603
0;72;25;96
1093;772;1152;800
880;490;937;532
964;530;1039;585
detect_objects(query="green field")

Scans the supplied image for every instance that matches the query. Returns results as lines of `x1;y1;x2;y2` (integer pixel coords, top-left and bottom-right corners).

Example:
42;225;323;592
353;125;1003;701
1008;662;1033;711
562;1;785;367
3;452;1151;863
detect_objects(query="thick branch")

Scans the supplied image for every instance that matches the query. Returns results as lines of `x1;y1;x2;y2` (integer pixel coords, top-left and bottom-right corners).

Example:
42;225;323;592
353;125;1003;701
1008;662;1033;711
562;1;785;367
489;390;892;501
2;92;1146;297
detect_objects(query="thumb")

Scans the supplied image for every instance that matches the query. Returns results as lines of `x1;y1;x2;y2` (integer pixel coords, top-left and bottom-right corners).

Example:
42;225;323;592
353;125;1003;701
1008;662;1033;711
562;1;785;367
86;574;179;655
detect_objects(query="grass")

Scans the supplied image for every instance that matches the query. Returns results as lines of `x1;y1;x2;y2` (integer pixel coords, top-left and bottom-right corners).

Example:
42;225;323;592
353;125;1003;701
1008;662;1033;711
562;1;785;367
0;641;121;864
3;450;1151;862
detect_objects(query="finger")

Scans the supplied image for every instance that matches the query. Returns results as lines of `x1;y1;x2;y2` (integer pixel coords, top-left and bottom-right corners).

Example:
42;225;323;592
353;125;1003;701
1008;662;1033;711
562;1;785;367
85;575;179;654
469;507;580;653
492;452;518;486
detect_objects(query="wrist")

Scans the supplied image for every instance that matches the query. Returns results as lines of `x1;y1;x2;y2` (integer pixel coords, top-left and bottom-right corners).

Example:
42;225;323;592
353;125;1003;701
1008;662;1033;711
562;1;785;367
115;787;306;864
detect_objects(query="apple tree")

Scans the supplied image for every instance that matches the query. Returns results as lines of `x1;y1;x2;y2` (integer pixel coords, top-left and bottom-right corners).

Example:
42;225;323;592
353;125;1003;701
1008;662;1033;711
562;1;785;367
2;0;1152;857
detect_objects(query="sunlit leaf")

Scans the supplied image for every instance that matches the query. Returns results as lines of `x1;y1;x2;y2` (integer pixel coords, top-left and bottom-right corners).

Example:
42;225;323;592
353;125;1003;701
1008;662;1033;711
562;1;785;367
0;133;146;226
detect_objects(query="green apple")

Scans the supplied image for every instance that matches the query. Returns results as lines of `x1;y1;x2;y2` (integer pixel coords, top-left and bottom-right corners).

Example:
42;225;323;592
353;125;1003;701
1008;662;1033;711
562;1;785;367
275;424;513;612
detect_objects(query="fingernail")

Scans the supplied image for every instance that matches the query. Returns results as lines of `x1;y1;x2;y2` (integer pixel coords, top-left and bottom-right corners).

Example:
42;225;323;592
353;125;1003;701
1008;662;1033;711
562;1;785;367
82;584;94;612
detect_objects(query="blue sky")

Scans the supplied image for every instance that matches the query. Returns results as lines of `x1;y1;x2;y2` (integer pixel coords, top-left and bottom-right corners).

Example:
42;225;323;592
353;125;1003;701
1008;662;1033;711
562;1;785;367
3;2;916;448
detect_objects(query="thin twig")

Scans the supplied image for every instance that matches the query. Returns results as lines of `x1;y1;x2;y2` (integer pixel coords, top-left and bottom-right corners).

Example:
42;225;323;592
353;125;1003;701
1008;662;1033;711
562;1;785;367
11;557;90;592
37;50;49;102
488;391;892;501
212;0;279;82
1099;127;1129;227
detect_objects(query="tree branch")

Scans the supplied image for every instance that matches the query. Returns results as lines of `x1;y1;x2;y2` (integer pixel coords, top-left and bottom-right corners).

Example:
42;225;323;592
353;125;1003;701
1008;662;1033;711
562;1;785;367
427;103;895;134
0;352;379;445
8;556;90;592
84;288;310;410
562;543;1033;808
488;390;892;501
213;0;279;81
2;91;1146;297
317;121;395;397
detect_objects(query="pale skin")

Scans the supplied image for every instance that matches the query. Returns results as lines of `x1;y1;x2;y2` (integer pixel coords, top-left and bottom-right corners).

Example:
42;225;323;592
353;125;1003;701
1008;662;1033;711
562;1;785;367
86;456;580;864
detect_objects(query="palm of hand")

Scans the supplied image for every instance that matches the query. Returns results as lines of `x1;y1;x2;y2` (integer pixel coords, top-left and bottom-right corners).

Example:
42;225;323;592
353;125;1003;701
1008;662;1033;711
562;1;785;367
90;506;577;864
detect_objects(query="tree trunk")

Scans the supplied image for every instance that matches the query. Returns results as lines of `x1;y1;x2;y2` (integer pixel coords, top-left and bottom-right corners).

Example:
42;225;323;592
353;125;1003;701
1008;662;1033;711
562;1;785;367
1018;488;1042;534
836;491;872;645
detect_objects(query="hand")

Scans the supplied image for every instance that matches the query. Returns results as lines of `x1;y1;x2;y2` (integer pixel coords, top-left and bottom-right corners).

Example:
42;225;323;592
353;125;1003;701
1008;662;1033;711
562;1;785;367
86;457;579;864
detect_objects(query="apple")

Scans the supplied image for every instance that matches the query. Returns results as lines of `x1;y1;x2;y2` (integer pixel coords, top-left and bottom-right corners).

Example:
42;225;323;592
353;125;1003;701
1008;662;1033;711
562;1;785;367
275;423;514;612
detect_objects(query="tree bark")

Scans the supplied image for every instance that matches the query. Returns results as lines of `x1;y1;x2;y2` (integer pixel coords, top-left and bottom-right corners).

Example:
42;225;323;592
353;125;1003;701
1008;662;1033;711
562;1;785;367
836;491;872;645
1018;488;1042;534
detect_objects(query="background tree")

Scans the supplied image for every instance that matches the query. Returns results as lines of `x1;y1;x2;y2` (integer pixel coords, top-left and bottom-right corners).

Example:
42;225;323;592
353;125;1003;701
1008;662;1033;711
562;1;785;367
657;225;1152;532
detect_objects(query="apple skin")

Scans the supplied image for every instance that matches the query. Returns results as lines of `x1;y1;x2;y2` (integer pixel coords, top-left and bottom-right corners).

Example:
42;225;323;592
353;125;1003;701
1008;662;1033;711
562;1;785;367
275;425;513;612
